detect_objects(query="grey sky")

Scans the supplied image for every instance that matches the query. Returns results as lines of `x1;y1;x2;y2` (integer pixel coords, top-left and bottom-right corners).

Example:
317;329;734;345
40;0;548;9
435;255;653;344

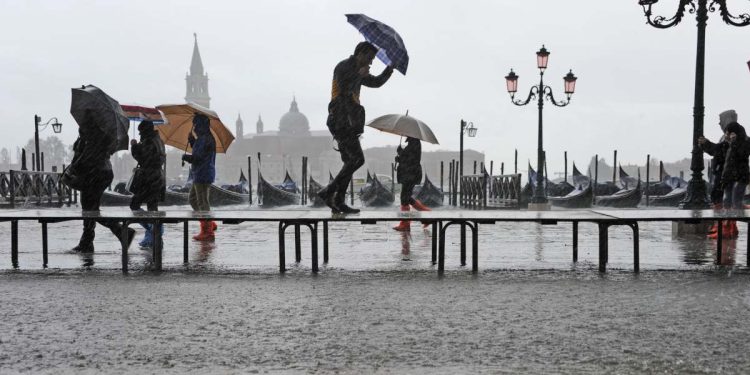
1;0;748;174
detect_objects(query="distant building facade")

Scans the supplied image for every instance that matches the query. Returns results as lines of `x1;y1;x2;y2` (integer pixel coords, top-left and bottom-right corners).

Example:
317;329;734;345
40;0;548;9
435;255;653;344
185;33;210;108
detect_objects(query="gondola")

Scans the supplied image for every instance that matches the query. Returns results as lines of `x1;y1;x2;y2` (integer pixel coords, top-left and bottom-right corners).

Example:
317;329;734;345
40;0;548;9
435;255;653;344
278;171;300;194
308;176;325;207
549;164;593;208
359;172;395;207
647;172;687;207
528;164;575;197
208;184;248;206
257;171;300;207
594;167;643;208
412;174;444;207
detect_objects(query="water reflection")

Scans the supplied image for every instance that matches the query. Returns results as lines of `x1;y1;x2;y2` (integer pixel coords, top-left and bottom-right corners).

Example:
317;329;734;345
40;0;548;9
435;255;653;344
718;239;736;267
676;234;712;265
400;232;411;261
193;241;217;264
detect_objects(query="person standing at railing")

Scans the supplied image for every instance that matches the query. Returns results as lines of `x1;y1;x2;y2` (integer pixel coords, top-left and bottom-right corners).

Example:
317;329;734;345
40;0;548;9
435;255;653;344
181;114;217;241
129;120;166;248
699;109;736;236
393;137;430;232
68;118;135;253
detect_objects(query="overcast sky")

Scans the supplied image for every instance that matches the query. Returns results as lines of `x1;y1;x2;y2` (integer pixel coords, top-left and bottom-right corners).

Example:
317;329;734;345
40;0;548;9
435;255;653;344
1;0;748;173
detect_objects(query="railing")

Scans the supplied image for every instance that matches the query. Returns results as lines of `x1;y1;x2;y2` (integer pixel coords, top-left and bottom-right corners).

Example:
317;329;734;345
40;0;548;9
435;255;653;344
460;173;521;209
0;170;74;208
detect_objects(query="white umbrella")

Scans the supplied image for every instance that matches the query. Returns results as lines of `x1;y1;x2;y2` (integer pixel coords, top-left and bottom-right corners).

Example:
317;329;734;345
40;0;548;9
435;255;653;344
365;112;439;144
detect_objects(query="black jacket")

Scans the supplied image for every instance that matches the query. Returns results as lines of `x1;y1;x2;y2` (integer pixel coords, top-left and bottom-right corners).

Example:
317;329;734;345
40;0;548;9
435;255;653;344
396;140;422;185
722;137;750;185
130;130;166;199
327;56;393;139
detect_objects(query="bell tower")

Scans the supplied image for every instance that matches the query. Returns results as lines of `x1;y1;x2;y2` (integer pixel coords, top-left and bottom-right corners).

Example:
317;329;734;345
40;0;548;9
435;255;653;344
185;33;211;108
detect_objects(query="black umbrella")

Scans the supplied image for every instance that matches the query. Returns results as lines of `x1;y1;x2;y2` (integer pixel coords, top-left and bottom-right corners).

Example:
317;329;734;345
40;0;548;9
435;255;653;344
70;84;130;153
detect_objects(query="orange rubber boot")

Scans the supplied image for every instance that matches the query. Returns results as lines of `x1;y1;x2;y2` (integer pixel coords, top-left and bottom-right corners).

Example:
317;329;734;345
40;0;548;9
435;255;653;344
393;205;411;232
193;220;215;242
411;199;431;228
708;204;723;236
211;221;218;232
730;220;738;239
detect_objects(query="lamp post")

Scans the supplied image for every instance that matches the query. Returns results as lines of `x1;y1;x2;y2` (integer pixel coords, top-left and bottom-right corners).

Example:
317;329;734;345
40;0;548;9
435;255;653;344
637;0;750;209
459;119;477;203
34;115;62;172
505;45;577;205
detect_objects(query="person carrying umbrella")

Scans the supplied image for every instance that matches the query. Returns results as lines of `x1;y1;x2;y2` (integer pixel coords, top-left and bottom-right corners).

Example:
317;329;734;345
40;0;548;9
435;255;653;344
317;41;394;214
68;112;136;252
181;113;217;241
393;137;431;231
129;120;166;248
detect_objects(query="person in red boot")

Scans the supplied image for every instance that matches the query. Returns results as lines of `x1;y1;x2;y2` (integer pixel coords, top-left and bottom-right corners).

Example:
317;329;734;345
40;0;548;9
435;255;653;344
699;110;737;237
182;114;217;241
720;122;750;238
393;137;429;231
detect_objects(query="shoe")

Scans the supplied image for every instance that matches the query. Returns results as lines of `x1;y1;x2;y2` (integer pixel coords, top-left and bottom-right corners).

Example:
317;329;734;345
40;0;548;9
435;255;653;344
338;204;360;214
193;220;207;241
71;242;94;253
411;199;432;212
393;205;410;231
211;221;218;232
317;188;341;213
139;229;154;248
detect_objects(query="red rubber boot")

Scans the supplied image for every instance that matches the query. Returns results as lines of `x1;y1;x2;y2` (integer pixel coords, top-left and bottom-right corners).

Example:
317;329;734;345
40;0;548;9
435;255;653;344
393;205;411;232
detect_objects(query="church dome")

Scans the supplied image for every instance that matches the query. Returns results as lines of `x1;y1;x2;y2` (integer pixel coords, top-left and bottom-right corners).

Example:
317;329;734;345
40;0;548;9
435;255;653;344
279;97;310;136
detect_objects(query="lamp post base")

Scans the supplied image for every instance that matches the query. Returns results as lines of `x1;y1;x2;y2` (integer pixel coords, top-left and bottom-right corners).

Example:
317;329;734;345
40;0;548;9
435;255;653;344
678;177;710;210
527;202;551;211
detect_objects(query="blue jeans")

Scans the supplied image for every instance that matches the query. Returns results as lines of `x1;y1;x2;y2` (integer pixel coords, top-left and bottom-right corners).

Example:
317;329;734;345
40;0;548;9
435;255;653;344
722;182;747;209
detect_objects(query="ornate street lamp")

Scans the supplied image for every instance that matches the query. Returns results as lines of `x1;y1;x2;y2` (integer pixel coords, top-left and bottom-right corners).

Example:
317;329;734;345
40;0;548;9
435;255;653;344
505;45;577;206
637;0;750;209
34;115;63;172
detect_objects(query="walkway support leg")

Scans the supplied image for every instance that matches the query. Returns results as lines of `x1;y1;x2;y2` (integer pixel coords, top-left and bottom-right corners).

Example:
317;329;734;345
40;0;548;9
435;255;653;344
717;219;723;265
632;222;639;273
183;221;189;265
294;224;301;263
121;221;129;274
323;221;329;264
460;223;466;266
471;222;479;273
438;223;446;274
11;220;18;269
431;222;438;265
311;223;319;273
42;222;48;269
278;222;286;273
598;223;608;273
572;222;578;263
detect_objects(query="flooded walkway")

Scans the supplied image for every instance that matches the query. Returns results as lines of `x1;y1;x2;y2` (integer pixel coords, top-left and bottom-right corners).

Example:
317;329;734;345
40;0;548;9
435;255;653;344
1;270;750;373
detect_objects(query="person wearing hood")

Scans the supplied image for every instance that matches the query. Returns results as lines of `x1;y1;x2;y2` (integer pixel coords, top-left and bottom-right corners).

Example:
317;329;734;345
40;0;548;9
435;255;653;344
317;41;395;214
698;109;737;236
129;120;166;248
69;111;135;253
393;137;431;231
181;114;217;241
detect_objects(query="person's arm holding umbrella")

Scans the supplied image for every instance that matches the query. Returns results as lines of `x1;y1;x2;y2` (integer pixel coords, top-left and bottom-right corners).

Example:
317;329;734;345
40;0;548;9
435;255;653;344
361;64;394;88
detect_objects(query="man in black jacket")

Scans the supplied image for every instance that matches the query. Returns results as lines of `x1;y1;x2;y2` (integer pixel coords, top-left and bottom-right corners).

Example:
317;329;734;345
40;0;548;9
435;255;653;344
129;120;166;248
318;41;394;214
70;119;135;253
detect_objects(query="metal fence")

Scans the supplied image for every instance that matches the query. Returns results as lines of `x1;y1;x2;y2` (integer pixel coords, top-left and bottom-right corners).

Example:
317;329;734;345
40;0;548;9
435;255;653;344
0;170;74;208
460;173;521;209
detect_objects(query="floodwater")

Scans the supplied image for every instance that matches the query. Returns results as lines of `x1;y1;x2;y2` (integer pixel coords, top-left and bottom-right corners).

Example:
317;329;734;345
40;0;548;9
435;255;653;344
2;204;750;374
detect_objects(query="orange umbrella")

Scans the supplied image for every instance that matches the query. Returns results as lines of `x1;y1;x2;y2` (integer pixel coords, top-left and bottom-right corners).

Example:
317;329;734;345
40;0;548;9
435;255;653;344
155;102;234;153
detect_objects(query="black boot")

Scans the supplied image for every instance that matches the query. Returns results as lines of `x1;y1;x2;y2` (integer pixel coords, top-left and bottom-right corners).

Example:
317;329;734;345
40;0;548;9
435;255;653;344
71;220;96;253
317;188;341;214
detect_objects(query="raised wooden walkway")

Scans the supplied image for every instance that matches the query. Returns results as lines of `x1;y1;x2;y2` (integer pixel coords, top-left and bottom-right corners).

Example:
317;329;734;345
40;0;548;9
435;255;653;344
1;209;747;274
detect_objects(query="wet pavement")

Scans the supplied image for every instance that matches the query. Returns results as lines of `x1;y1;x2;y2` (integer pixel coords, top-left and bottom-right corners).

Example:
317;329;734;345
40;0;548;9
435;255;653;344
1;205;750;373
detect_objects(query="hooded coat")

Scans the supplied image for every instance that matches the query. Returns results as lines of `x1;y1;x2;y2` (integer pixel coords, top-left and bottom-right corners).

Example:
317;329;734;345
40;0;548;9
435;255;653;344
721;122;750;185
182;118;216;184
130;123;166;200
396;138;422;185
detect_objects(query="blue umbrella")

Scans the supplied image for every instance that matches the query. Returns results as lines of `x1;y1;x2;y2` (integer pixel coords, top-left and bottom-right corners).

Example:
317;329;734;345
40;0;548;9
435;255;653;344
346;14;409;75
